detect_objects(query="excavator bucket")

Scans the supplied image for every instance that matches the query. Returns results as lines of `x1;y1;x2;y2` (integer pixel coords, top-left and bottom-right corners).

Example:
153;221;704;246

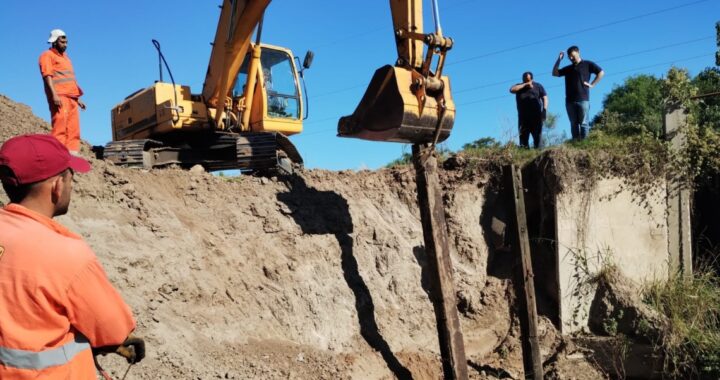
338;65;455;144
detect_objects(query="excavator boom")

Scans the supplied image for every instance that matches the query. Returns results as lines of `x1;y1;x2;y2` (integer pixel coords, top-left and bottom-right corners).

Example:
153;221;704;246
390;0;425;68
102;0;455;173
202;0;270;109
338;0;456;144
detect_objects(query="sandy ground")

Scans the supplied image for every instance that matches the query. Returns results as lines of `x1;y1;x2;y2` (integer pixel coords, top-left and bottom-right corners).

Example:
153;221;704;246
0;94;605;379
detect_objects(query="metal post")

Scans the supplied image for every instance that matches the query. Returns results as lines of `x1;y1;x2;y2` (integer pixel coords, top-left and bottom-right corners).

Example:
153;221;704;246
412;144;468;380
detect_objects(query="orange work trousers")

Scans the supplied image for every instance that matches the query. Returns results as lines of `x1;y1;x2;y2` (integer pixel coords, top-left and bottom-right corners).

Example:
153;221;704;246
50;96;81;152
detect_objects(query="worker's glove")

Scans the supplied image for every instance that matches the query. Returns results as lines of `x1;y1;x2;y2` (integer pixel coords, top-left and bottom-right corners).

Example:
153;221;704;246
115;335;146;364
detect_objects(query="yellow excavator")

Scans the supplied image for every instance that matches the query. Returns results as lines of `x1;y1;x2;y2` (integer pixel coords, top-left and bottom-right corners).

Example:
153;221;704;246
98;0;455;173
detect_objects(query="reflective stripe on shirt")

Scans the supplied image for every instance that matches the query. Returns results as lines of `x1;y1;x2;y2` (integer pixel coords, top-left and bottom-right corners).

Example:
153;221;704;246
53;77;77;84
0;334;90;370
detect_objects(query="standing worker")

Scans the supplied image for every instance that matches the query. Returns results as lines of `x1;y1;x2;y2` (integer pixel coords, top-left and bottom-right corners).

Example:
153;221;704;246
39;29;86;154
552;45;604;140
509;71;548;148
0;134;144;379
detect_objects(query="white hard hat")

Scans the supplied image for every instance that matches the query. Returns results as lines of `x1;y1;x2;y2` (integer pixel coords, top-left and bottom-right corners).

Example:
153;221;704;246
47;29;66;43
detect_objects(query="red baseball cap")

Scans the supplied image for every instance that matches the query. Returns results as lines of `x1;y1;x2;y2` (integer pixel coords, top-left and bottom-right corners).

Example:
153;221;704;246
0;134;91;186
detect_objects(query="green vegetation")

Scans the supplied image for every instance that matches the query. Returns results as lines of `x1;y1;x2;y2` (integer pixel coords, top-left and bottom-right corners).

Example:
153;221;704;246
644;269;720;378
387;66;720;192
592;74;665;136
381;53;720;377
384;60;719;378
385;152;413;168
578;64;720;378
693;67;720;128
588;66;720;190
385;144;452;168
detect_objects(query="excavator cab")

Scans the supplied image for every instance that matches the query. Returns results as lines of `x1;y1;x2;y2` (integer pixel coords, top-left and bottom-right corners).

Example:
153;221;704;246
233;44;304;136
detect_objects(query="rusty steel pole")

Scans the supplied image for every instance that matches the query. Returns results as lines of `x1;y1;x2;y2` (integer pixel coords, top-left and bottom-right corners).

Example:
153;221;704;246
507;164;543;379
412;143;469;380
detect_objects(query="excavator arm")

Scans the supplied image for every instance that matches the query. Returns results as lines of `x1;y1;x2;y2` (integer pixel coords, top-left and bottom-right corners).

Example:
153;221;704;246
105;0;454;172
202;0;270;111
204;0;428;104
390;0;425;69
201;0;455;144
338;0;455;143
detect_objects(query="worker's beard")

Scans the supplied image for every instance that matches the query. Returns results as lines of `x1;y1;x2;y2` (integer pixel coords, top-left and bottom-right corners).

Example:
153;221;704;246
54;199;70;217
53;43;66;54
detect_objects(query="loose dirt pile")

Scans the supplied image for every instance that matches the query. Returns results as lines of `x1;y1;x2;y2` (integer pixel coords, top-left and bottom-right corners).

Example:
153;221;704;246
0;95;604;379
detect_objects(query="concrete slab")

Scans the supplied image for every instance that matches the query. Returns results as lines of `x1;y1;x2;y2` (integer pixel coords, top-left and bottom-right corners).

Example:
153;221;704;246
554;178;670;333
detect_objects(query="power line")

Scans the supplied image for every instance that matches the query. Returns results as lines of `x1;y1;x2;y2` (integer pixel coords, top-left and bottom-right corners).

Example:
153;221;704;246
457;53;713;106
308;1;710;102
296;53;714;137
304;115;339;126
310;0;479;50
447;0;711;67
311;84;367;99
453;36;713;95
601;36;714;63
311;29;384;51
309;0;481;98
312;36;712;100
604;53;713;77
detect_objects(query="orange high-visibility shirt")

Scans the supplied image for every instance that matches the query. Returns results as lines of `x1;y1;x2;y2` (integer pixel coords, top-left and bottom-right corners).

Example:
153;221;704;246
0;204;136;379
39;48;83;98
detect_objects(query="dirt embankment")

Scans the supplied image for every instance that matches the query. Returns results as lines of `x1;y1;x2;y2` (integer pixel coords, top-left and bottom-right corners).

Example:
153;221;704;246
0;94;602;379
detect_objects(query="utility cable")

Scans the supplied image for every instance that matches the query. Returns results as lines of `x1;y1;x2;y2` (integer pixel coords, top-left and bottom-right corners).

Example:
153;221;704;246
311;1;711;101
314;36;713;99
453;36;714;95
601;36;713;63
310;0;478;50
447;0;712;67
458;53;713;106
296;53;714;137
312;84;367;100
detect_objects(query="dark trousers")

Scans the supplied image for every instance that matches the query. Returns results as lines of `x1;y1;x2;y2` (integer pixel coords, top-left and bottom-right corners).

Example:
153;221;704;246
519;115;543;149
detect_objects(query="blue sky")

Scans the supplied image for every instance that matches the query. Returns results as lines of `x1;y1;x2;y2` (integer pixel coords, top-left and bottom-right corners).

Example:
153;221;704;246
1;0;717;170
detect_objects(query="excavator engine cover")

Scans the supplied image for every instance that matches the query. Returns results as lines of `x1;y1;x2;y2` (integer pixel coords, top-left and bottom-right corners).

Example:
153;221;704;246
337;65;455;144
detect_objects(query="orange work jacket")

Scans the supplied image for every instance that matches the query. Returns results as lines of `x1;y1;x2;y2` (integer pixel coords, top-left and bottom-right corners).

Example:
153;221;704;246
39;48;83;98
0;204;135;379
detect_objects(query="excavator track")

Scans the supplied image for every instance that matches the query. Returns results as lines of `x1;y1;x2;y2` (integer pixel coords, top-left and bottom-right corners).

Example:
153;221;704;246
100;133;302;174
235;133;278;171
101;139;163;168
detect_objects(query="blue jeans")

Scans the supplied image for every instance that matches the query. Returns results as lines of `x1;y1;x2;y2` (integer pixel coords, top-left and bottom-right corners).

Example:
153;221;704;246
566;100;590;139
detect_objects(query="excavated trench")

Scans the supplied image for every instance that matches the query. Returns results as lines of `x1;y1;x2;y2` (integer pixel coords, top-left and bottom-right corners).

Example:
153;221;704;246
0;94;609;379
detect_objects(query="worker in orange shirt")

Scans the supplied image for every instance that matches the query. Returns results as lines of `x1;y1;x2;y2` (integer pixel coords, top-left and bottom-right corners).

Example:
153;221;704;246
0;134;144;379
39;29;86;154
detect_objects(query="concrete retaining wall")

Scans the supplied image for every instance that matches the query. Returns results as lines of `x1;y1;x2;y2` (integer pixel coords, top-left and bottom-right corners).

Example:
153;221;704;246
553;178;671;333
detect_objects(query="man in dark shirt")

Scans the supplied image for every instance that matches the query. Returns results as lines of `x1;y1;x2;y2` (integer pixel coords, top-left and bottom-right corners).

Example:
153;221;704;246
510;72;547;148
552;45;604;139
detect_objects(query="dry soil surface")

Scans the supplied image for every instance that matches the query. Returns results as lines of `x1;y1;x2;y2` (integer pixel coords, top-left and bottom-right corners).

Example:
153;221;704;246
0;94;605;379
